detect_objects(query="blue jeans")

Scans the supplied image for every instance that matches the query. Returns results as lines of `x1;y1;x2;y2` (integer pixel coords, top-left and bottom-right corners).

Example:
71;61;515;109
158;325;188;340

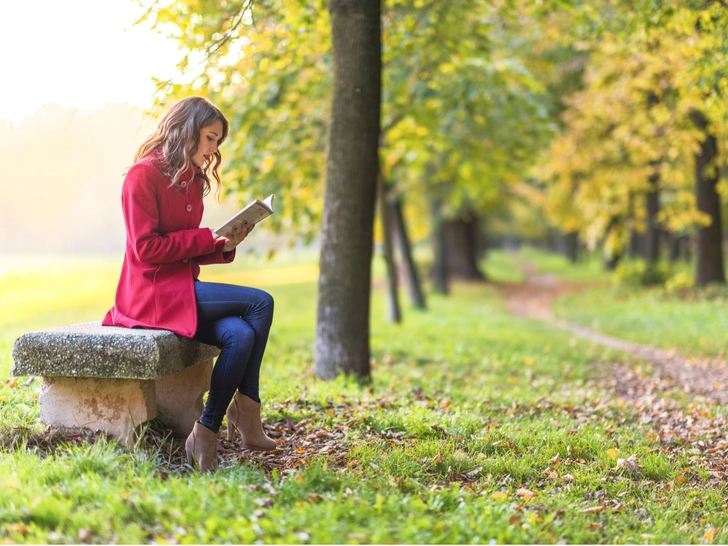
193;281;274;433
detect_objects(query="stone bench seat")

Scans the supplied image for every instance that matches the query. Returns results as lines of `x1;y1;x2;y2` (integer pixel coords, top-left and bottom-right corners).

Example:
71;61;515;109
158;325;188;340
12;321;220;444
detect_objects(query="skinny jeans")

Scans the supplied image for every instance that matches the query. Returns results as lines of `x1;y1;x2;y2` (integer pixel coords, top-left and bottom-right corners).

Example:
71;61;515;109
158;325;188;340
193;281;274;433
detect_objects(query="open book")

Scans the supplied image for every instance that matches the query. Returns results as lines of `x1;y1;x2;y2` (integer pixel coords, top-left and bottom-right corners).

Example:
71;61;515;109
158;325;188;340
213;194;275;238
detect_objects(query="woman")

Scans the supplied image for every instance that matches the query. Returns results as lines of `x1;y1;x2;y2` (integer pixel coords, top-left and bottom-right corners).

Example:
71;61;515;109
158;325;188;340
103;96;276;472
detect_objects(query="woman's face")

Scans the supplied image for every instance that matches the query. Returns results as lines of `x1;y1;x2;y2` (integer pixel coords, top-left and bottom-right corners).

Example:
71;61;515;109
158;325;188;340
191;119;224;167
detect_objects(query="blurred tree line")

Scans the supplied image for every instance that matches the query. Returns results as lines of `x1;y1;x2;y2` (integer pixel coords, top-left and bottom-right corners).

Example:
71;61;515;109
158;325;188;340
536;0;728;285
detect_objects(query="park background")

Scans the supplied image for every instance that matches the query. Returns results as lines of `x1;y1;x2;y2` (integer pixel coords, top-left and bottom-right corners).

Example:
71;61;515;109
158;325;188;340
1;0;728;543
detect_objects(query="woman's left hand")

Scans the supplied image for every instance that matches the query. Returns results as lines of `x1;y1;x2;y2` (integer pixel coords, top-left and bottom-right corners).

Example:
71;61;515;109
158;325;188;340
217;221;255;252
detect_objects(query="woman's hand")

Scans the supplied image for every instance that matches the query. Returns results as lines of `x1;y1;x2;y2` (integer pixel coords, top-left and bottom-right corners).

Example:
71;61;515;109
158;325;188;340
215;221;255;252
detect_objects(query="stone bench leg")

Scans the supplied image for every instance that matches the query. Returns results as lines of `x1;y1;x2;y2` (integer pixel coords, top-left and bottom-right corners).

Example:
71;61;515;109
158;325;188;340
40;377;156;447
155;359;213;438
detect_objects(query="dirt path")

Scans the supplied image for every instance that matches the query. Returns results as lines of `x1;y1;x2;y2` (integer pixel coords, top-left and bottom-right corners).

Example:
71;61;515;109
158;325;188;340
503;270;728;405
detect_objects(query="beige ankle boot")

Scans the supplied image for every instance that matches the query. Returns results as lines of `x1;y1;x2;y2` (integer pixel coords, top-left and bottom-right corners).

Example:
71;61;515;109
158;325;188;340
226;392;277;451
185;421;219;472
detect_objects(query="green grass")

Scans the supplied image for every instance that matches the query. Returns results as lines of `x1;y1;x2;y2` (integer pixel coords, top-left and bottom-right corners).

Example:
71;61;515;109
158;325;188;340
509;247;728;360
1;251;728;543
514;246;613;283
553;286;728;359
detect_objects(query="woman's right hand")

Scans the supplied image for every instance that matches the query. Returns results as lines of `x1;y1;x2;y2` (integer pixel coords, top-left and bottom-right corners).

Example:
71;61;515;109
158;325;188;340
212;222;255;252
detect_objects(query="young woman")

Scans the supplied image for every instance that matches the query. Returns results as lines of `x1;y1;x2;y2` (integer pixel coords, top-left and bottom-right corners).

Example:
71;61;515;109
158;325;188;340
103;96;276;471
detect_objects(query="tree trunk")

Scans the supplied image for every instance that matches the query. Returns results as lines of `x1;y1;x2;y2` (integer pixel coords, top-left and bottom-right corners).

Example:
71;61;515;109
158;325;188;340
391;196;426;309
604;251;621;271
314;0;381;380
683;236;693;263
668;232;686;263
563;231;578;263
378;176;402;323
644;175;660;266
629;230;643;258
691;111;726;285
430;198;449;295
445;215;486;280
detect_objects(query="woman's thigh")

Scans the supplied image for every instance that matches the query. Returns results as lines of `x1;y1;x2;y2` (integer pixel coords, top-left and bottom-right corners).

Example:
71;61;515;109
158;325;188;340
195;315;255;353
194;281;273;325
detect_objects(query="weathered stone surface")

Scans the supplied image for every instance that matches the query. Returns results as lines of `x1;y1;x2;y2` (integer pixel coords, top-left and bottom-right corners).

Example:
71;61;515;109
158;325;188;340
40;377;156;446
12;322;220;380
155;359;213;438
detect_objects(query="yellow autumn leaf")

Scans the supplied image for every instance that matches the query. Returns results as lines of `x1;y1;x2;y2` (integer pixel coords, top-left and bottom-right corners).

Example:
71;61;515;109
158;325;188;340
606;448;620;459
705;527;719;544
491;491;508;501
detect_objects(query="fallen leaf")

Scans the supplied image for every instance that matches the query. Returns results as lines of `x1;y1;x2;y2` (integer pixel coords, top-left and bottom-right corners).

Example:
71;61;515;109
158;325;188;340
491;491;508;501
606;448;620;459
517;488;537;501
705;528;719;544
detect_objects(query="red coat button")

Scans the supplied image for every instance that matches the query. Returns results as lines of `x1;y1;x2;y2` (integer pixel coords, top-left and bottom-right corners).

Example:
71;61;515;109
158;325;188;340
182;259;189;263
180;181;187;188
185;204;192;212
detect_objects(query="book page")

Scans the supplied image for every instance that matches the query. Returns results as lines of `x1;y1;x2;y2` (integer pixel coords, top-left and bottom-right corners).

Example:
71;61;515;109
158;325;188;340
213;194;275;237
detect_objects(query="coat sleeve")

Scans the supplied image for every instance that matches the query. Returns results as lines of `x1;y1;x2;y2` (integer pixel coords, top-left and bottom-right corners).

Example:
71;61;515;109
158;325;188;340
123;163;217;264
194;243;237;265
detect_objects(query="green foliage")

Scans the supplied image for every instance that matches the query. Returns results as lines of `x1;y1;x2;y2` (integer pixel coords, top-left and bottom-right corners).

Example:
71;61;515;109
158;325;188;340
663;270;694;294
145;0;331;242
613;260;674;287
139;0;558;243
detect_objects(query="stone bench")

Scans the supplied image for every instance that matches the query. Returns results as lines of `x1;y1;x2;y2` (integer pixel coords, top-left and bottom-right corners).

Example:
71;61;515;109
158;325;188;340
12;322;220;445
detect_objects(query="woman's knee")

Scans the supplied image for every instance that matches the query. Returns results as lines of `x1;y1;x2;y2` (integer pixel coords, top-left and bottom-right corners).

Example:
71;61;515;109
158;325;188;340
255;289;274;315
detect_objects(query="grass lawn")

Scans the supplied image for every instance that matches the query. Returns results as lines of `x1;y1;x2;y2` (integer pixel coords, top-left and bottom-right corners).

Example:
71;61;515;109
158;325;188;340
1;251;728;543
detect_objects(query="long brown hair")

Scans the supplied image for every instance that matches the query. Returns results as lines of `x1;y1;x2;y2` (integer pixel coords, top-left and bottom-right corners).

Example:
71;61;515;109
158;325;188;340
135;96;229;196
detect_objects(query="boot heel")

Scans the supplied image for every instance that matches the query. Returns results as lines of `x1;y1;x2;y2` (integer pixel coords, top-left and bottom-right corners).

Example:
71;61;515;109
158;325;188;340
227;420;236;441
226;392;277;452
184;421;219;472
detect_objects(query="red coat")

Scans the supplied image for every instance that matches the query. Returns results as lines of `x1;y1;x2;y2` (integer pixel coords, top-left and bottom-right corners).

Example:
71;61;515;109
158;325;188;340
103;152;235;337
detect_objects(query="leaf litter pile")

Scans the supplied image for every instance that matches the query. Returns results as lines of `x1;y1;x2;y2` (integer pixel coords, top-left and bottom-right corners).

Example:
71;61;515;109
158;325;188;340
606;361;728;486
